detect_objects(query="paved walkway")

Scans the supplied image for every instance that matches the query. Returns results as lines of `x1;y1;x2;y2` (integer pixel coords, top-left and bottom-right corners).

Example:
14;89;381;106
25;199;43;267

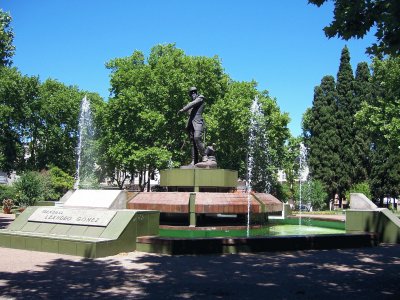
0;244;399;299
1;213;400;299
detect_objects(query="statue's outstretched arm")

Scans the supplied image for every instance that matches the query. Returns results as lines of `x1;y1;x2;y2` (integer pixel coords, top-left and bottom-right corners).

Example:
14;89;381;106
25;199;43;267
180;96;204;112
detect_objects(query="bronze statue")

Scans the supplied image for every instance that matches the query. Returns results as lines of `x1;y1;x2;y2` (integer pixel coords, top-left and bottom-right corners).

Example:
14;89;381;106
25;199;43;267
178;87;217;168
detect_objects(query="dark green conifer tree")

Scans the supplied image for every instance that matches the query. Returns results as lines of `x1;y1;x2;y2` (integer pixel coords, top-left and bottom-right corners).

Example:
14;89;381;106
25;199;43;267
370;145;400;206
352;62;372;183
335;46;354;200
308;76;340;200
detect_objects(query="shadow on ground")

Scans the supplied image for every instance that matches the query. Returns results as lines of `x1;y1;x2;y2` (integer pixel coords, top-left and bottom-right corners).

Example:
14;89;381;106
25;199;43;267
0;244;399;299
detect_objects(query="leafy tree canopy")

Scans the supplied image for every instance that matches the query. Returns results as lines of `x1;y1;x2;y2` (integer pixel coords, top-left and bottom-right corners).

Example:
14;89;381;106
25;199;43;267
207;82;290;183
0;9;15;66
102;44;290;191
101;43;229;190
356;57;400;148
0;67;40;173
309;0;400;57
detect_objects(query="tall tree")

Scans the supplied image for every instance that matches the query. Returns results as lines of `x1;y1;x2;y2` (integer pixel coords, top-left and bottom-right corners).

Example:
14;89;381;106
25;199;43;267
0;9;15;66
309;0;400;56
207;82;290;187
32;79;83;173
356;57;400;148
307;75;340;199
101;44;228;190
369;144;400;205
257;91;290;193
352;62;372;183
0;67;40;173
28;79;104;176
336;46;354;197
102;44;290;191
356;57;400;204
207;81;257;177
247;96;289;193
281;136;303;200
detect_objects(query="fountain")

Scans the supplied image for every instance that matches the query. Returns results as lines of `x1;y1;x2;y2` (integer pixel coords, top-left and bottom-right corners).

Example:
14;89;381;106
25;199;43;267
128;98;282;230
246;98;256;237
128;93;379;255
128;95;287;252
0;95;160;258
128;168;282;228
298;142;308;225
74;96;97;190
0;91;382;257
246;97;272;236
0;94;159;257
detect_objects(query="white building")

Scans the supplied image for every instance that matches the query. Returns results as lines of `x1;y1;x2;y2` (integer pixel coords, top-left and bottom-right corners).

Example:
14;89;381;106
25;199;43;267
277;167;309;184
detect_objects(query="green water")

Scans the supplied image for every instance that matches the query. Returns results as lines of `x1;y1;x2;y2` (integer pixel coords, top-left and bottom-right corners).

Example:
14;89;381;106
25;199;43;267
159;222;345;238
269;224;344;236
159;227;270;238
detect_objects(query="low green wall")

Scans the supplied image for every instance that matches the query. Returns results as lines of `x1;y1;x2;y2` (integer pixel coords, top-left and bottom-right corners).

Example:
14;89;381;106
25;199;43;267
346;208;400;243
0;206;159;258
137;233;377;255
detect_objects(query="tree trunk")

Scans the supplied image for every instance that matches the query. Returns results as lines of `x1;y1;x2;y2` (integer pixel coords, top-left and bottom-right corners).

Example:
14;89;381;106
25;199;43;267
147;168;151;192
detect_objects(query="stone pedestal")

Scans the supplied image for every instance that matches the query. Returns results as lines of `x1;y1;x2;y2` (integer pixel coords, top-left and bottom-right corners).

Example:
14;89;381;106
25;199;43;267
160;168;237;192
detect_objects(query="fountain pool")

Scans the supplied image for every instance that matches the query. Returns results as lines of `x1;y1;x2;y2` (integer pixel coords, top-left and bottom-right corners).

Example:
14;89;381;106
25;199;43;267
135;216;379;255
158;218;345;238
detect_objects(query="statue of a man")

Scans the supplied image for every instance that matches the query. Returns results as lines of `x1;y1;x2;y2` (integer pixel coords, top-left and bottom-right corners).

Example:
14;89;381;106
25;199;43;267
178;87;206;167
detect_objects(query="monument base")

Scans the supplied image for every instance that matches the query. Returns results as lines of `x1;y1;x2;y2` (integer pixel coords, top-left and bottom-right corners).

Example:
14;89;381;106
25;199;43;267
128;192;283;227
0;206;159;258
160;168;238;192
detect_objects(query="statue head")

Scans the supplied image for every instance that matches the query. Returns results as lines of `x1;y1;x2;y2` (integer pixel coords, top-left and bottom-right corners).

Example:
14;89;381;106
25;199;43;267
188;86;198;100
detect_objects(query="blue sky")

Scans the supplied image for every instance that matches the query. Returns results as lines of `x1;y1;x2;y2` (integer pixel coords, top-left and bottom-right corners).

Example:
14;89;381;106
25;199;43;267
2;0;375;136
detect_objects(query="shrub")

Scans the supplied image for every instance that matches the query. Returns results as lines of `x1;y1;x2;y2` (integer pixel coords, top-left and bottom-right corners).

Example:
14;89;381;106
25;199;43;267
0;184;16;201
11;167;75;207
346;181;372;202
46;166;74;199
275;182;292;202
14;171;47;206
294;180;328;211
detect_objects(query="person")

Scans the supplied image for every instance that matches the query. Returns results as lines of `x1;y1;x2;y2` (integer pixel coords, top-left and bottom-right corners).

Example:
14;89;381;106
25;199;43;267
178;87;207;167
